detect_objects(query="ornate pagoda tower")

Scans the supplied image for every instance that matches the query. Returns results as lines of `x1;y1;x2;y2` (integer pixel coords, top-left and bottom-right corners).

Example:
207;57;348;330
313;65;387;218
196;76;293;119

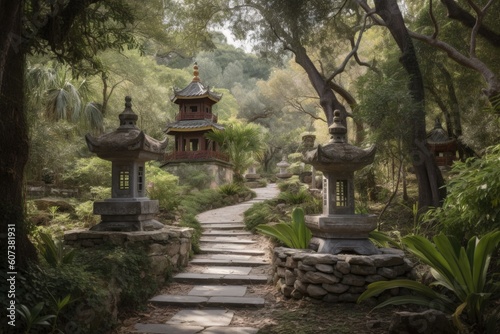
162;63;233;187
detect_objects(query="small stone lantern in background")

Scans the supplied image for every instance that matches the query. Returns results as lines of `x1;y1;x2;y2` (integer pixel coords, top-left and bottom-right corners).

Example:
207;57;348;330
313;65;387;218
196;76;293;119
85;96;168;231
276;155;292;179
303;110;378;255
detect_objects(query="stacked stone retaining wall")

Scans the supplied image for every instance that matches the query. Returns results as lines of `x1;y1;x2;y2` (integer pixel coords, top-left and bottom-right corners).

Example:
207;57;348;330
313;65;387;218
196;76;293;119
273;247;416;303
64;227;192;283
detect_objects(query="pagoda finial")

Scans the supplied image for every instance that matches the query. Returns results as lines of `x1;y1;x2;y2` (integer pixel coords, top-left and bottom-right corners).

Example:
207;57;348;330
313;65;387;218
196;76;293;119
192;62;200;82
118;96;138;130
329;110;347;143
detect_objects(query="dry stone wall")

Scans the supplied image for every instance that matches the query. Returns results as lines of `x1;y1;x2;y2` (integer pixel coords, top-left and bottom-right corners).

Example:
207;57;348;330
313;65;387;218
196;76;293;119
64;227;192;283
273;247;416;303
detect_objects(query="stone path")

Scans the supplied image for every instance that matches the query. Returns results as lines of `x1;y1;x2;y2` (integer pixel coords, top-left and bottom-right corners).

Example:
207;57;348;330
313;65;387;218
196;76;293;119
134;184;279;334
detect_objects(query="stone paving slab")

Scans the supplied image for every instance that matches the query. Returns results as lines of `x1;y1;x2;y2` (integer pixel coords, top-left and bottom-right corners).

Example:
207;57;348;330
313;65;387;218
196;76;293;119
202;231;252;236
199;237;256;244
134;323;204;333
190;258;269;267
202;224;246;230
167;309;234;327
202;254;253;260
188;285;247;297
201;243;248;250
199;247;265;256
203;266;252;275
149;295;208;305
199;220;244;225
201;327;259;334
173;273;268;284
207;296;265;307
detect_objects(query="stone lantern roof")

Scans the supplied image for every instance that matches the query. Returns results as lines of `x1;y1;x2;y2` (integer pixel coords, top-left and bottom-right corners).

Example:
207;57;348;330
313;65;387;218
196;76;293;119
171;63;222;104
303;111;376;172
86;96;168;161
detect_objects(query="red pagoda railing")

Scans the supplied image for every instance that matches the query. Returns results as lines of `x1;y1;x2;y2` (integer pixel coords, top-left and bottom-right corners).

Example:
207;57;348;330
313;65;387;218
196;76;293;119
163;150;229;162
176;113;218;122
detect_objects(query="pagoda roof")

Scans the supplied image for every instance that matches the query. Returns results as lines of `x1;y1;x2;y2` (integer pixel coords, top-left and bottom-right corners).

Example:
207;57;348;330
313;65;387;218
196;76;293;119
427;118;455;144
171;63;222;103
164;119;225;133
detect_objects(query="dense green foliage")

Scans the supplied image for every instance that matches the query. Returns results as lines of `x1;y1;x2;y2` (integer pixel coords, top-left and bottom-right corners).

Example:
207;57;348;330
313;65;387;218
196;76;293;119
424;144;500;240
256;207;312;249
358;231;500;333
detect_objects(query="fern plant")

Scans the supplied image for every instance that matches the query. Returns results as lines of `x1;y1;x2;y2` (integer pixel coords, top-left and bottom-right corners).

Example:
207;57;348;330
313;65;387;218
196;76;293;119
256;207;312;249
358;231;500;332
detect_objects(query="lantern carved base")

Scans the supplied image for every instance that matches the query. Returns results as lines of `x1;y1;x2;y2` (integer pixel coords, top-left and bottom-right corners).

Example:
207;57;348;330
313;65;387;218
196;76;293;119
306;214;379;255
92;199;164;232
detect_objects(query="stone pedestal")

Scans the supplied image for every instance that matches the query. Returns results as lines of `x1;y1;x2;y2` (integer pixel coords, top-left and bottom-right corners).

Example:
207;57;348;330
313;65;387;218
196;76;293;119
306;214;379;255
92;199;164;231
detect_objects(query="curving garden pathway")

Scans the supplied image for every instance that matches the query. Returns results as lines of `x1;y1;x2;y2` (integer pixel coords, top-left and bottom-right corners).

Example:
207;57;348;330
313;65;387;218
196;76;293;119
133;184;279;334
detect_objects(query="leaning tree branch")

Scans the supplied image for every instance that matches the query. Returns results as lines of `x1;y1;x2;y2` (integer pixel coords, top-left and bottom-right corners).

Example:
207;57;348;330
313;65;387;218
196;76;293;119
326;10;375;82
440;0;500;47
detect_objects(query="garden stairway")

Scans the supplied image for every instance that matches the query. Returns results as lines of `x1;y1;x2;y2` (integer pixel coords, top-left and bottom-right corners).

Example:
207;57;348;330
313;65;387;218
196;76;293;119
133;184;279;334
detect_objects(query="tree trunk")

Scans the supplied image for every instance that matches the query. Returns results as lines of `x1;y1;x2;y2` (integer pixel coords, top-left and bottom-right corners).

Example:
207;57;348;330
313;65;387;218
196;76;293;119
375;0;445;210
0;1;37;269
293;45;348;127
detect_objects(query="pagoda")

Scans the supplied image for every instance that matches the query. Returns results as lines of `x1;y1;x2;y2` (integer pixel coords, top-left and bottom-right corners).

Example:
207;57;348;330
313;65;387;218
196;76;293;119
162;63;233;187
426;118;458;168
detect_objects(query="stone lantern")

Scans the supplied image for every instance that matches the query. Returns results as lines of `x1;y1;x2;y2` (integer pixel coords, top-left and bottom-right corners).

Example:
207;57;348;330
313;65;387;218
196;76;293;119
85;96;168;231
303;110;378;255
276;155;292;179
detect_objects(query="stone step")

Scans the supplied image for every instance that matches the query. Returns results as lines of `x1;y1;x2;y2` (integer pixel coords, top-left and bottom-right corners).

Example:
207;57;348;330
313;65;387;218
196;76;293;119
199;247;266;256
149;295;265;308
199;237;256;244
202;223;246;230
173;273;268;285
135;323;259;334
202;230;252;236
190;258;269;267
199;220;243;225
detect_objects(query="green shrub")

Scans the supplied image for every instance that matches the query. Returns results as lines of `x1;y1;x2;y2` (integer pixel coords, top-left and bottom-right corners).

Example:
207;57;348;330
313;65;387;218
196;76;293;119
179;214;203;254
76;245;159;309
146;165;180;211
174;163;213;190
256;207;312;249
75;200;99;226
89;186;111;200
358;231;500;333
37;232;76;268
424;144;500;240
62;157;111;189
218;182;244;196
244;200;282;231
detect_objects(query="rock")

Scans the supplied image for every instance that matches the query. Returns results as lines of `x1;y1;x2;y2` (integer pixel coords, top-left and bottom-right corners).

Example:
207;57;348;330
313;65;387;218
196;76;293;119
338;293;361;302
322;293;339;303
341;274;366;286
350;264;377;275
302;254;338;265
389;310;455;334
294;280;309;293
365;274;388;283
346;255;374;266
335;261;351;274
377;267;398;279
298;262;316;271
284;269;296;286
322;283;349;294
306;284;328;298
371;254;405;267
315;264;334;273
291;289;303;299
304;271;340;284
285;256;298;268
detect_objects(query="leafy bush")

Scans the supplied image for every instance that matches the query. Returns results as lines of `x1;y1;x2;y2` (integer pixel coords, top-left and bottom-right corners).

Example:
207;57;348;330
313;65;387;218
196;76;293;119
62;157;111;190
358;231;500;333
218;182;244;196
179;214;203;253
174;163;213;190
75;200;99;226
424;145;500;240
77;245;159;309
89;186;111;200
244;200;282;231
256;207;312;249
146;165;180;211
